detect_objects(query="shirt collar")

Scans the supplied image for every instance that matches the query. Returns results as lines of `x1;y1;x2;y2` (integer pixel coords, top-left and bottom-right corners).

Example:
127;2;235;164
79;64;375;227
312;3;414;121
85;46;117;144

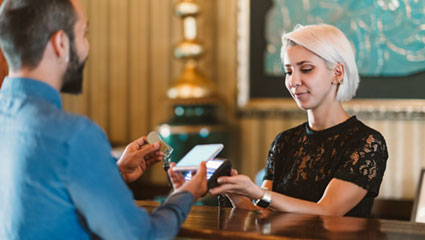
1;77;62;109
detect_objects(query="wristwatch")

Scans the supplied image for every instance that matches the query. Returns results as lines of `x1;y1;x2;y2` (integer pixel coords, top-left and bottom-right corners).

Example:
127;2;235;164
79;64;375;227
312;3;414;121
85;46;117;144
255;188;271;208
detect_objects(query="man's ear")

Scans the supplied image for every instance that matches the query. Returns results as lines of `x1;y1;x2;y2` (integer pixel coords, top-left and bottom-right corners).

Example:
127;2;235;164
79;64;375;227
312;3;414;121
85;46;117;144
332;63;345;85
50;30;70;62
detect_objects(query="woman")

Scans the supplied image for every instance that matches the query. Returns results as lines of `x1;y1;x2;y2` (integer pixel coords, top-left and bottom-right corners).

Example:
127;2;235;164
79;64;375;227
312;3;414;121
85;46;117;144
209;24;388;218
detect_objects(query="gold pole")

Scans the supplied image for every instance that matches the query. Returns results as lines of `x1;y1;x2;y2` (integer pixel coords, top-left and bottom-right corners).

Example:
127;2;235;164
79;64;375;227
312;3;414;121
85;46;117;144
167;0;218;103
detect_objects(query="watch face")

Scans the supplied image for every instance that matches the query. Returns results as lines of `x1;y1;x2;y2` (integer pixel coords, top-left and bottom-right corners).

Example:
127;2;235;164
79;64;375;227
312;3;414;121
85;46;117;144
256;199;270;208
256;188;271;208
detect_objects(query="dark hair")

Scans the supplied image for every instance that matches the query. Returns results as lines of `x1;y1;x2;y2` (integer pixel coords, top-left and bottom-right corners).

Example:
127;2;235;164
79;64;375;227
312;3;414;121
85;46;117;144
0;0;77;71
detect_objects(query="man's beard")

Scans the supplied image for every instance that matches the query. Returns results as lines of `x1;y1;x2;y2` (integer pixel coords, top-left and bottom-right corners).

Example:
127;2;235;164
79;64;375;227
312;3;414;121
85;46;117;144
60;42;86;94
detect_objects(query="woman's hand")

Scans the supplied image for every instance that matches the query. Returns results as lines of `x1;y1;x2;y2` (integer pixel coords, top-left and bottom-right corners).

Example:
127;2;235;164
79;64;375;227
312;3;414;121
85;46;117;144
209;169;264;201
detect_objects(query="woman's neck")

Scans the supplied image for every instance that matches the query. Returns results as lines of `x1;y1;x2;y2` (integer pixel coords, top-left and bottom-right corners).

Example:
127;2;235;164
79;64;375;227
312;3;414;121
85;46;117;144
307;102;350;131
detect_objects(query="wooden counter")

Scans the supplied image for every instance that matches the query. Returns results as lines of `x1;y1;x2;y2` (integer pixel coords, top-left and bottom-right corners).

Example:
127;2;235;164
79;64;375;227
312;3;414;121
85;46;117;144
137;201;425;239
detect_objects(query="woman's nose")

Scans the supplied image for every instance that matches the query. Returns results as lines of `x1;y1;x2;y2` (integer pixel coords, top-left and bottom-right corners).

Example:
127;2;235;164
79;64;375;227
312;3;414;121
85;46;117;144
288;73;301;88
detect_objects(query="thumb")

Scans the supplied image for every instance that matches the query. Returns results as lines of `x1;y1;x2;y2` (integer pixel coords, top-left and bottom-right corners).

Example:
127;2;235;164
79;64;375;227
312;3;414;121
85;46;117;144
192;161;207;179
216;176;232;184
126;136;147;151
167;162;176;176
136;143;160;157
134;136;148;149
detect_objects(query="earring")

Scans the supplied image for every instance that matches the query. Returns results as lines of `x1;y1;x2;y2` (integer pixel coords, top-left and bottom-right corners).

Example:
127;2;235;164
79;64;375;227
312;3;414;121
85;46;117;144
333;77;343;85
65;56;69;63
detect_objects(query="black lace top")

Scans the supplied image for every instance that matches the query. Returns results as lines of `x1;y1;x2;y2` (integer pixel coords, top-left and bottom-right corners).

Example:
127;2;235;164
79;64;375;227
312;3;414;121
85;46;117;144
264;116;388;218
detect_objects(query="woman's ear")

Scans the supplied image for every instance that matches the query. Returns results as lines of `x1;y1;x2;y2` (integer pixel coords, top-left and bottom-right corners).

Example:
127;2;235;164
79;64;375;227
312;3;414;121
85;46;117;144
332;63;345;85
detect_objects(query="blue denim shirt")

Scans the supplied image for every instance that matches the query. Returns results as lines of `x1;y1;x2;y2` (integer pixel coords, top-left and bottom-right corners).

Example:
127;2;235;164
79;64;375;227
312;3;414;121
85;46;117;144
0;77;194;240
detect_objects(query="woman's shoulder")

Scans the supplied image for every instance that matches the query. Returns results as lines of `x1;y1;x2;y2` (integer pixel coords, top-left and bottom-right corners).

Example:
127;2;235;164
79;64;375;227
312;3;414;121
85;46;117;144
274;122;307;142
351;117;387;142
345;118;388;155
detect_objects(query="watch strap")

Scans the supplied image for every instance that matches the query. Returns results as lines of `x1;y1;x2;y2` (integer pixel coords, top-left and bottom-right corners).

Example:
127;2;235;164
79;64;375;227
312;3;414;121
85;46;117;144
255;188;271;208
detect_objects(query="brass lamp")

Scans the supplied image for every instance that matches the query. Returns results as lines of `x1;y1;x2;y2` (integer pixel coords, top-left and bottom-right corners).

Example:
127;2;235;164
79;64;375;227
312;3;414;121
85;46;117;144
160;0;228;166
167;0;218;103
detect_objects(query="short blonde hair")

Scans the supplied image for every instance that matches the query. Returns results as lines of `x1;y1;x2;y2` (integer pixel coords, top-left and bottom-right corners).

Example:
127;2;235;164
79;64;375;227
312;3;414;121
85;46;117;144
281;24;359;102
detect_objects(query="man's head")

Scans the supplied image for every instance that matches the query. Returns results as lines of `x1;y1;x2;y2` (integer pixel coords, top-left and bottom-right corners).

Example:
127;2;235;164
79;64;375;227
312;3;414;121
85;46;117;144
0;0;89;93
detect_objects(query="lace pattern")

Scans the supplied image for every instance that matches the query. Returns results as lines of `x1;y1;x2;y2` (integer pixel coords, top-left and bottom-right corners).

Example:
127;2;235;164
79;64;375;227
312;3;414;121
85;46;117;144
264;116;388;217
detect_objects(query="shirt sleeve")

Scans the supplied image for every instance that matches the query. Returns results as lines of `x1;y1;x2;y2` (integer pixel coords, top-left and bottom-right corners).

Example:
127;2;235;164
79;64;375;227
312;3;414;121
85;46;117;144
264;133;283;181
334;132;388;197
65;120;194;240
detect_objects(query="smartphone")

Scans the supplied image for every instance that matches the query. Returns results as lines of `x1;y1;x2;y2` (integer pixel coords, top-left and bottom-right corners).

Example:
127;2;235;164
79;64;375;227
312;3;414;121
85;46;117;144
173;144;224;171
184;158;232;189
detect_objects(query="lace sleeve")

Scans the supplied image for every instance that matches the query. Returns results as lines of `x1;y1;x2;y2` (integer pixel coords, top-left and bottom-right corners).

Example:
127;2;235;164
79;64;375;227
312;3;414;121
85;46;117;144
334;133;388;197
264;133;283;181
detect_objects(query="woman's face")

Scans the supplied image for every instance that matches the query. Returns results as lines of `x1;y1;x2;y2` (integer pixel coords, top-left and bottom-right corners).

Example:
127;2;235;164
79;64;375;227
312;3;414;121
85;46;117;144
283;45;338;111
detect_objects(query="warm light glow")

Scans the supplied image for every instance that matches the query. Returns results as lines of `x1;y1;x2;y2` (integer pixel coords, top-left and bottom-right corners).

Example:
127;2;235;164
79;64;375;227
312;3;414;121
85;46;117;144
159;124;171;138
167;89;178;99
180;86;193;98
184;17;197;40
193;87;204;98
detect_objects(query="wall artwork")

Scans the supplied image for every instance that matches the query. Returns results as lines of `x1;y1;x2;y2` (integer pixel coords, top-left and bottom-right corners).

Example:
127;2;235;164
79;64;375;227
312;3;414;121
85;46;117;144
238;0;425;103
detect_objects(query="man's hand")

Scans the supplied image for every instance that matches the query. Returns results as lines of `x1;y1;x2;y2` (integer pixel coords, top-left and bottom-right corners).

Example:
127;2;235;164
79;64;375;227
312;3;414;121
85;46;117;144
117;136;163;183
167;162;186;190
168;162;208;201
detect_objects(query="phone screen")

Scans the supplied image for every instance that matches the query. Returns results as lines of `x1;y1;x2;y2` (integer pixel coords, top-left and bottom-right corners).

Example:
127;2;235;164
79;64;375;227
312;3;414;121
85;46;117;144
184;159;224;181
174;144;223;171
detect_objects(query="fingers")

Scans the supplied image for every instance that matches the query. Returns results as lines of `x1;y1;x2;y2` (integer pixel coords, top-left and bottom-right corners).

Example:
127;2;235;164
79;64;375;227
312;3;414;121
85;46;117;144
168;162;182;179
137;142;160;158
230;169;238;176
185;161;208;199
144;151;163;165
144;156;162;167
126;136;148;151
191;161;207;179
145;150;163;159
168;162;185;189
217;174;248;185
167;162;176;176
216;176;233;184
134;136;148;149
209;175;249;195
119;143;160;170
169;172;185;187
209;183;235;195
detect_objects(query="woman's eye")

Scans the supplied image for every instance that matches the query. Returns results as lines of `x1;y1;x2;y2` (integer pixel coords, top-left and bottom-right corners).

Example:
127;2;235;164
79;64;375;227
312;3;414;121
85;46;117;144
285;71;292;76
301;68;313;73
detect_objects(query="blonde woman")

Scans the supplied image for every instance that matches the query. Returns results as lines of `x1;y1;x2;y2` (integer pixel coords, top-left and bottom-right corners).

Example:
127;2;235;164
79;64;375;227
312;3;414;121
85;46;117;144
210;24;388;218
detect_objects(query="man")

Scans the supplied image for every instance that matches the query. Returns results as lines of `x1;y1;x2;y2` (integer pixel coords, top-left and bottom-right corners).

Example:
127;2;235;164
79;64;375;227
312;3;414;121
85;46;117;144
0;0;207;239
